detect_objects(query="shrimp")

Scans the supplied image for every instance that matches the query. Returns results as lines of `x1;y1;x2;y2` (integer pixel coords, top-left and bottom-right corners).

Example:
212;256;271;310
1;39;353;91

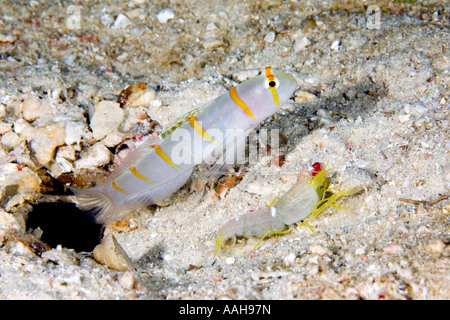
214;163;359;254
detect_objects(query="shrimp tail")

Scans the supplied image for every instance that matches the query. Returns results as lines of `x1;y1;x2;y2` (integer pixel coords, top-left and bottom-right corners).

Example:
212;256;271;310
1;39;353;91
214;207;286;254
70;186;119;225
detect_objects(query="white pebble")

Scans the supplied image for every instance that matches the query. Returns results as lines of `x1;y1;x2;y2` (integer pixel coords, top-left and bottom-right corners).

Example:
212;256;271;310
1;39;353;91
331;40;340;51
294;36;311;51
55;156;73;173
157;8;174;24
0;34;15;43
398;114;410;123
1;131;21;150
22;98;45;121
309;244;332;256
12;118;32;135
283;253;296;265
411;104;428;116
90;101;124;140
226;257;235;265
426;239;445;253
119;272;136;290
264;31;276;43
64;120;88;145
29;123;66;166
93;234;133;272
235;69;259;82
74;142;111;169
202;38;223;50
206;22;218;31
0;122;12;135
0;163;41;193
100;13;114;26
111;13;132;29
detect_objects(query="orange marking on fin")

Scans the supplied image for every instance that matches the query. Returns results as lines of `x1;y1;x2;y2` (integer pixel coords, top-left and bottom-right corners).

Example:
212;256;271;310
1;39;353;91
129;167;155;184
150;145;181;171
112;181;129;195
229;86;256;119
189;116;215;143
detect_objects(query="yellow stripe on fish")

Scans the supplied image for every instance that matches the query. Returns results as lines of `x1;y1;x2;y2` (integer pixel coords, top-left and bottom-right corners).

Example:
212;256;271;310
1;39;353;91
189;116;215;143
111;181;129;195
150;145;182;171
229;86;257;119
129;167;155;184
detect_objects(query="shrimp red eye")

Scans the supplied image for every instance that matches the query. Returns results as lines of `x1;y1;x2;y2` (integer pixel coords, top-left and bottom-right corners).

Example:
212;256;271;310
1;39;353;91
311;162;321;176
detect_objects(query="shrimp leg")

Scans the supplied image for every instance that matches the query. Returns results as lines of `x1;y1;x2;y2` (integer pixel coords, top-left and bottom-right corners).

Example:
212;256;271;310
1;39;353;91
250;226;293;253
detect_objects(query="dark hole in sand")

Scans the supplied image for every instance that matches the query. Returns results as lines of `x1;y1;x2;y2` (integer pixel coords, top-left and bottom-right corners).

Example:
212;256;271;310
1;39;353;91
26;202;103;252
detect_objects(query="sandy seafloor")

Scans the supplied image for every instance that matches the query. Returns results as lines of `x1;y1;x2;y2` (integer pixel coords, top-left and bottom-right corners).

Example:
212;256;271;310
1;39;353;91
0;0;449;299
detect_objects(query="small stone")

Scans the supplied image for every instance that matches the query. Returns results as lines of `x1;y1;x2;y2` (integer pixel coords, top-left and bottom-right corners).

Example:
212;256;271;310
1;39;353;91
411;104;428;116
90;101;124;140
156;8;174;24
294;36;311;51
93;233;133;272
416;225;430;235
425;239;445;253
119;271;136;290
0;208;25;234
295;91;318;103
125;8;144;20
235;69;259;82
0;122;12;135
431;56;449;71
64;120;88;145
0;34;15;43
1;131;21;151
206;22;218;31
118;52;133;63
331;39;340;51
13;118;33;136
74;142;111;169
100;13;114;26
264;31;276;43
398;114;410;123
283;252;296;265
309;244;332;256
0;163;41;193
22;98;45;121
41;246;79;268
8;240;36;258
202;38;223;50
56;145;77;161
55;156;73;173
150;99;162;108
30;122;66;166
225;257;235;265
383;244;403;253
102;130;125;148
111;13;132;29
117;83;156;108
